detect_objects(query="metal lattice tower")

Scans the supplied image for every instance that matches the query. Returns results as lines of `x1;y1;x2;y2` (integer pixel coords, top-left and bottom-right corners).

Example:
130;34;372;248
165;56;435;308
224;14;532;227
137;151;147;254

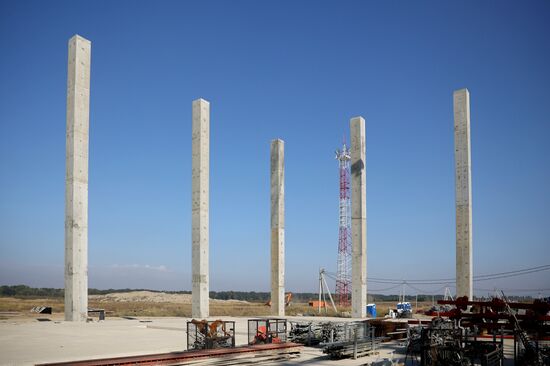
335;142;352;307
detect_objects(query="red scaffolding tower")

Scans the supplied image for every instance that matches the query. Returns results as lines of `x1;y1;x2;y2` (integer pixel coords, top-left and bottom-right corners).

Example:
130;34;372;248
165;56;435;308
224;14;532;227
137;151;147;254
335;142;351;307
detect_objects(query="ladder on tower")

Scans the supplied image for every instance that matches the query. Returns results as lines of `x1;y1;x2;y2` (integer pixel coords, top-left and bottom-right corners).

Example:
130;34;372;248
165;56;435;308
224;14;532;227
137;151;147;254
500;290;543;365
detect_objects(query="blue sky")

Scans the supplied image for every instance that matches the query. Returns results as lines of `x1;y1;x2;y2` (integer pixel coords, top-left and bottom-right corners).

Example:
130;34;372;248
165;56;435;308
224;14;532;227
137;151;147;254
0;1;549;296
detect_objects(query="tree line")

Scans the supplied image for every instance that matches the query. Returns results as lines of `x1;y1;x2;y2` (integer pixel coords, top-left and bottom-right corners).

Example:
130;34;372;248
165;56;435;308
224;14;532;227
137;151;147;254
0;285;536;302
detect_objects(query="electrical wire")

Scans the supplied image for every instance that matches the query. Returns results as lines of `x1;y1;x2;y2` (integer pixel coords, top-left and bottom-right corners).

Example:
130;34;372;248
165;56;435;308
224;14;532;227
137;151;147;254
322;265;550;294
366;283;404;292
363;264;550;285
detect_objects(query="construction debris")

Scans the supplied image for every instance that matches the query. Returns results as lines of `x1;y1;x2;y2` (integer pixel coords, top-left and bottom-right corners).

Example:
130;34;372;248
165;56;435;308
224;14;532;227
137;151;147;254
437;294;550;365
409;317;506;365
406;294;550;366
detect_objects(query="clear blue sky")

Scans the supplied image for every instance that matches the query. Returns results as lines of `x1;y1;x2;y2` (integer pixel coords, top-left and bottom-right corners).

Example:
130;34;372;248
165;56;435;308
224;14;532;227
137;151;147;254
1;0;549;296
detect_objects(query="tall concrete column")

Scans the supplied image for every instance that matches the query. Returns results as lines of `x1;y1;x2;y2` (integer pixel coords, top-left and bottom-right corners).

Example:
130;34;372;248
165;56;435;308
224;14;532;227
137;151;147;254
65;35;91;322
270;139;285;317
453;89;473;299
350;116;367;318
192;98;210;318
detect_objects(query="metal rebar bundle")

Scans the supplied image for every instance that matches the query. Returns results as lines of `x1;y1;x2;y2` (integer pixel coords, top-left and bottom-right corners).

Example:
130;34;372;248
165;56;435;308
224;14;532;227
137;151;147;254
322;337;382;359
321;325;381;360
289;320;371;346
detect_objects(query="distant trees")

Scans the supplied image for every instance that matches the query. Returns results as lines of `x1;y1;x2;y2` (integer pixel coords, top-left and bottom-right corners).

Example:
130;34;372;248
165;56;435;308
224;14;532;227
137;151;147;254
0;285;64;298
0;285;534;302
0;286;316;302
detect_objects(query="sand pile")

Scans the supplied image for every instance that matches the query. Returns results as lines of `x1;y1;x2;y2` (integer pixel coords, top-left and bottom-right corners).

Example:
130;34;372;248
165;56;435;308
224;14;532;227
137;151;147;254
89;291;250;304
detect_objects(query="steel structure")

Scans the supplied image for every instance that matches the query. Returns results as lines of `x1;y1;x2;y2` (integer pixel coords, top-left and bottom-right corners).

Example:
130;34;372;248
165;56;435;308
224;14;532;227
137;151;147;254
437;295;550;365
335;142;352;307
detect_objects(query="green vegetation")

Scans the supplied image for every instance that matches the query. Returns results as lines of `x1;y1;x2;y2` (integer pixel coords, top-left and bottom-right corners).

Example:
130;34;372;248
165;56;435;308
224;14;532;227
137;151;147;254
0;285;64;298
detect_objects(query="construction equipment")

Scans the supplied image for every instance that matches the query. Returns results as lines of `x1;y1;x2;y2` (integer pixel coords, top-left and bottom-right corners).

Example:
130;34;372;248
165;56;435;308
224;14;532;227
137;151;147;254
435;295;550;365
396;302;413;318
187;319;235;350
248;318;287;345
500;291;544;366
389;285;413;318
388;302;413;319
285;292;292;306
264;292;292;307
308;300;326;308
406;317;505;366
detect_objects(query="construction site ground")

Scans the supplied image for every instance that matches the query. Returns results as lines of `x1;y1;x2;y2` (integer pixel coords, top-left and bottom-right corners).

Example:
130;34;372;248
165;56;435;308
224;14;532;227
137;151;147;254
0;314;517;366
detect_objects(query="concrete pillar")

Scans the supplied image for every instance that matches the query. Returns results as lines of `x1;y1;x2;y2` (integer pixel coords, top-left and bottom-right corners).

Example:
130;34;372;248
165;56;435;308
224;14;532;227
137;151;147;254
65;34;91;322
350;116;367;318
270;139;285;316
453;89;473;299
192;98;210;318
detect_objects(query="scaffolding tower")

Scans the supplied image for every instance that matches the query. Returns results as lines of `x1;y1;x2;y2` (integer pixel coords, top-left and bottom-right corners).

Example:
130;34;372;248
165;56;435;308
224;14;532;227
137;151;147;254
335;142;352;307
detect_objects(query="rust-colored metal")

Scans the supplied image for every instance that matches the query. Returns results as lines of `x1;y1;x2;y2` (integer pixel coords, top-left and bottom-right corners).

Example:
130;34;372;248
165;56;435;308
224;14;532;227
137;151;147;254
37;342;302;366
437;297;550;323
438;297;550;313
433;296;550;340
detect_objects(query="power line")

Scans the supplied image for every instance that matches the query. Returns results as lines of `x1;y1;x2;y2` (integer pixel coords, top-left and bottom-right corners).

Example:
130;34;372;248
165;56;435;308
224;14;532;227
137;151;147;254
365;264;550;285
474;287;550;293
323;265;550;294
370;282;550;295
367;283;404;292
474;264;550;278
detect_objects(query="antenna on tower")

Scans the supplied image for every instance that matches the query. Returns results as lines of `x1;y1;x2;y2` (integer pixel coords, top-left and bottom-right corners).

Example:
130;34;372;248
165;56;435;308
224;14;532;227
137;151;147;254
335;140;352;307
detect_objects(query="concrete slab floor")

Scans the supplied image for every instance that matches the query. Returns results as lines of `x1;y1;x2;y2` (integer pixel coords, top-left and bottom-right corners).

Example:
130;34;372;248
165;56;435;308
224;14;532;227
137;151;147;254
0;316;515;365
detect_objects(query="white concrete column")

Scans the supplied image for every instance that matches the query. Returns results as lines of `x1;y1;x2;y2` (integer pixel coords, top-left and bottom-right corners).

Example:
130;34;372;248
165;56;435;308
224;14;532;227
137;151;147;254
453;89;473;299
65;34;91;322
350;116;367;318
192;98;210;318
270;139;285;316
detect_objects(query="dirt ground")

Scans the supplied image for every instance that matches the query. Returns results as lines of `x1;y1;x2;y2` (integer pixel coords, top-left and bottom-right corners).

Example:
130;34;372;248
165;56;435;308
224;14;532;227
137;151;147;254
0;292;436;321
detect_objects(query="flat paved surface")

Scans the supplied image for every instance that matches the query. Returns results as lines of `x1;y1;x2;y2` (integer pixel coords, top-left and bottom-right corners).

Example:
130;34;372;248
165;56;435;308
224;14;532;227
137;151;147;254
0;315;409;365
1;317;189;365
0;315;515;365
